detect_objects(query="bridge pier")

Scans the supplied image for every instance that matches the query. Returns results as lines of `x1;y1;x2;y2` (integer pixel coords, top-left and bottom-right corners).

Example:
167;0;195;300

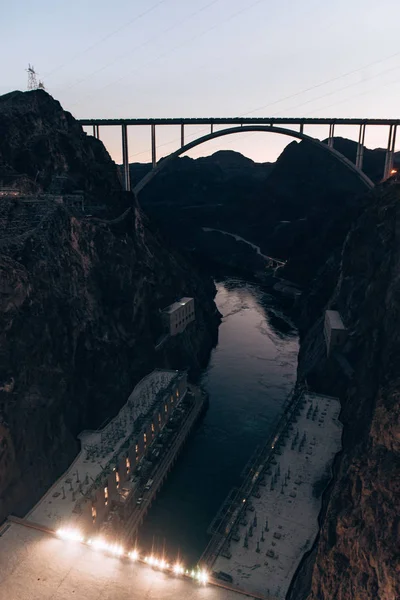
383;124;397;180
355;123;366;170
299;123;304;134
121;123;131;191
210;123;214;134
328;123;335;148
181;123;185;148
151;124;156;168
92;125;100;139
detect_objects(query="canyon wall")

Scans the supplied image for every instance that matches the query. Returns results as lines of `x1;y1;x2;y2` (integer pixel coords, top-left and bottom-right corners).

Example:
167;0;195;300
289;179;400;599
0;90;220;523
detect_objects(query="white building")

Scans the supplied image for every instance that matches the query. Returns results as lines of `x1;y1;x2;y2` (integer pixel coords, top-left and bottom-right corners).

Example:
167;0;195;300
324;310;347;357
162;297;195;336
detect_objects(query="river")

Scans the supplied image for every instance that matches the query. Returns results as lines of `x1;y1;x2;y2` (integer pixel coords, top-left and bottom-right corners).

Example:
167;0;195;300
139;278;299;565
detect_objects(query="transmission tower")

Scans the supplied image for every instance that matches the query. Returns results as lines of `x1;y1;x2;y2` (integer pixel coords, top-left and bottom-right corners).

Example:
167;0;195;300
26;64;38;90
26;65;45;91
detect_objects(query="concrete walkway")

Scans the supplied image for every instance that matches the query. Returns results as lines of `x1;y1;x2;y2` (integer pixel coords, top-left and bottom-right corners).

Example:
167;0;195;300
213;393;342;599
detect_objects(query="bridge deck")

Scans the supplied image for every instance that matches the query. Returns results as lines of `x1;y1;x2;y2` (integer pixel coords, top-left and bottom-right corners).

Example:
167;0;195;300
78;117;400;126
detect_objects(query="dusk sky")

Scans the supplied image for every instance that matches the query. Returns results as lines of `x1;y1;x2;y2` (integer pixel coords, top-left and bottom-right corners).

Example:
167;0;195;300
3;0;400;164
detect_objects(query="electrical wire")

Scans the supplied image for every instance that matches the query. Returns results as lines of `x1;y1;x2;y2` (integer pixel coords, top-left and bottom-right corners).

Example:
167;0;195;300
272;61;400;117
57;0;222;93
302;76;400;117
43;0;171;79
70;0;268;110
239;50;400;117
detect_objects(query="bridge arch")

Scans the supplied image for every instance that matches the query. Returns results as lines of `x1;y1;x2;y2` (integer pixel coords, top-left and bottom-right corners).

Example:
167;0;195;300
133;125;374;194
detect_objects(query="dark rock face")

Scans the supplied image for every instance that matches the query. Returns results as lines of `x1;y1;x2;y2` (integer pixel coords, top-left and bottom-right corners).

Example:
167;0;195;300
291;179;400;600
0;90;220;523
134;139;384;287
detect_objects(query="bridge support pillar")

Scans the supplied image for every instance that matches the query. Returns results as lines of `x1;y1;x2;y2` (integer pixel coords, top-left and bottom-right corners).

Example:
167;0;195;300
299;123;304;134
356;124;366;170
121;123;131;191
151;124;156;168
181;123;185;148
328;123;335;148
383;124;397;180
210;123;214;134
96;125;100;139
92;125;96;137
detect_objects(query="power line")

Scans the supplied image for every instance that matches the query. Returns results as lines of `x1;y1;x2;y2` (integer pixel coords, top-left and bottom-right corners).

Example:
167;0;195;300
272;61;400;117
302;76;400;118
57;0;222;94
239;50;400;118
70;0;268;110
43;0;171;79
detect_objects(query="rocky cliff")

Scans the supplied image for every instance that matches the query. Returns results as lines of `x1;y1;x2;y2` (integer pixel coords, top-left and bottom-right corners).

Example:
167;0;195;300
0;90;220;523
289;176;400;599
134;139;390;287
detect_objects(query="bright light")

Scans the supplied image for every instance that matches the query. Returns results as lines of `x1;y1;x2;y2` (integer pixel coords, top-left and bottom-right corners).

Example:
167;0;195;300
56;527;84;543
129;549;139;561
195;569;209;585
173;563;184;575
390;168;397;174
158;559;169;570
88;537;124;556
109;544;125;557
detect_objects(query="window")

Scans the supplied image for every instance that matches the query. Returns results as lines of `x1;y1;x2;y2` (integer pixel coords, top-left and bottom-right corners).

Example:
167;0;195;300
176;389;179;398
92;505;97;523
135;444;139;462
144;432;147;445
126;457;131;474
158;413;161;425
115;471;120;488
104;486;109;506
164;403;168;413
151;423;155;435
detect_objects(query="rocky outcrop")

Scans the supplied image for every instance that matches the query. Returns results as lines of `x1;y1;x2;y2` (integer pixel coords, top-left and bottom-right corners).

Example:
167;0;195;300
290;178;400;599
0;90;220;523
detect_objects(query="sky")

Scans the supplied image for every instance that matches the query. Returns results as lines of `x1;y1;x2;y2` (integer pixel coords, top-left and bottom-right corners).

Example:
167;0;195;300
2;0;400;165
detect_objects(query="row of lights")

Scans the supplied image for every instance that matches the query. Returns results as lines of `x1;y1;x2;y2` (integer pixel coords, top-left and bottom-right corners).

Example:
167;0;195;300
56;528;209;585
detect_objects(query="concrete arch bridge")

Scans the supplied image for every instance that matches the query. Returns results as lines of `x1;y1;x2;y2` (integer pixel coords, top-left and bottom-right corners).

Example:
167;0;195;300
78;117;399;193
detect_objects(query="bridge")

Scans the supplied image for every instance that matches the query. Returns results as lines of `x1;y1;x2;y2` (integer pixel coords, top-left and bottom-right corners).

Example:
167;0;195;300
78;117;400;193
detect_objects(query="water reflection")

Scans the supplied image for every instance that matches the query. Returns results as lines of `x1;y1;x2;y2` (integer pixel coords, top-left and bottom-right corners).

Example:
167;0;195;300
138;278;298;564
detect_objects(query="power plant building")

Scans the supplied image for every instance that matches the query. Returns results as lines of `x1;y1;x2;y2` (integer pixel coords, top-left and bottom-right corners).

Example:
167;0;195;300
324;310;347;357
25;369;187;537
162;297;195;335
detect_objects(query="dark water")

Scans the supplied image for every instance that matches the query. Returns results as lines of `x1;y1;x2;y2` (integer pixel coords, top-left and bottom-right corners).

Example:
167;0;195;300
139;278;298;564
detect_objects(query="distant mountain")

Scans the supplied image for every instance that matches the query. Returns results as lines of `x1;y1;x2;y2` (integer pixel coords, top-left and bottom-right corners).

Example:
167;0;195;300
131;138;396;285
